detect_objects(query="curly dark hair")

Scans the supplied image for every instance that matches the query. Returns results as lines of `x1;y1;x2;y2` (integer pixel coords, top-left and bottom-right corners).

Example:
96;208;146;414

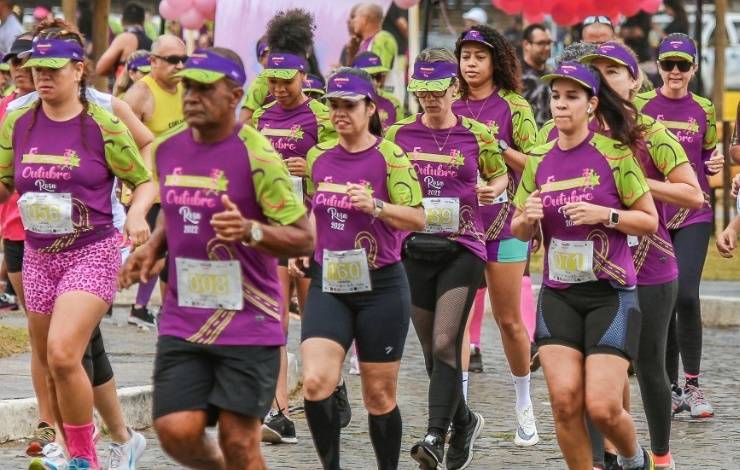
455;25;521;97
266;9;315;57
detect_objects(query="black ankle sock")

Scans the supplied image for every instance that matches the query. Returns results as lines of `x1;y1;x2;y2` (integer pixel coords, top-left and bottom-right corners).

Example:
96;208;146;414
305;397;341;470
368;406;402;470
685;377;699;387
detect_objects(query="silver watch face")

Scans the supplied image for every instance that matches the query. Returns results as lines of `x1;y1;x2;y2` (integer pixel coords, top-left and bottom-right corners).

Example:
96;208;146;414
251;224;263;242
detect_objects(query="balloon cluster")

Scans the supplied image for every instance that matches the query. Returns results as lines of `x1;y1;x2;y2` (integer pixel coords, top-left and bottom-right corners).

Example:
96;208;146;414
492;0;662;25
159;0;216;30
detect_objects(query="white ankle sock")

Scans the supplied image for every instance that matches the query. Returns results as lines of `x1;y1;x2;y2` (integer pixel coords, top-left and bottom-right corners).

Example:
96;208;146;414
512;373;532;412
462;371;469;401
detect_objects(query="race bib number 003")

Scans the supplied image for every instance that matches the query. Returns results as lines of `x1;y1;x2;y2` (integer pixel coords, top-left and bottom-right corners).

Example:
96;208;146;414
548;239;597;284
176;258;244;310
423;197;459;233
322;248;371;293
18;192;74;234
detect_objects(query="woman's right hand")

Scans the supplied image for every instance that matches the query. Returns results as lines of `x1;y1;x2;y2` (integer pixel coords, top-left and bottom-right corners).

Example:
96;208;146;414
288;257;310;278
717;226;738;258
118;243;161;289
523;190;544;225
732;173;740;198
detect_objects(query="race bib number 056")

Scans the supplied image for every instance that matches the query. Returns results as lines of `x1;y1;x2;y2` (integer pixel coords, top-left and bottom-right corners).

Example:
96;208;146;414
423;197;459;233
548;239;597;284
18;192;74;234
322;248;371;293
176;258;244;310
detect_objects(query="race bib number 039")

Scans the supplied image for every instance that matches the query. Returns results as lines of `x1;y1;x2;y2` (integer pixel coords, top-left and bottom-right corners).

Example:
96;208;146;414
548;239;597;284
322;248;371;293
176;258;244;310
422;197;459;233
18;192;74;234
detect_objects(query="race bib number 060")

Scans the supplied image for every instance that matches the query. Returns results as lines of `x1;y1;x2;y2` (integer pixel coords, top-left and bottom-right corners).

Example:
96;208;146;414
423;197;459;233
176;258;244;310
18;192;74;234
322;248;371;293
548;239;597;284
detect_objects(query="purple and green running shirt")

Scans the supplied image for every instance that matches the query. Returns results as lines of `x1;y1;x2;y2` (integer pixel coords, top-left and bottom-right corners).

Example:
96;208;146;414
452;88;538;249
385;114;508;261
514;132;650;289
634;89;716;229
375;89;404;131
0;102;150;253
306;137;423;269
154;123;306;346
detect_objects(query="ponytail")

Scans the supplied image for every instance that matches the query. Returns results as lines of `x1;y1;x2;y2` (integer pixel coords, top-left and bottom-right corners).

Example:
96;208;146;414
592;71;646;161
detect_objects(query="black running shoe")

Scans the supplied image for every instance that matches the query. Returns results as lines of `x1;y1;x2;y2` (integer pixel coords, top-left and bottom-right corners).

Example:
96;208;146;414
128;306;156;327
605;452;622;470
410;432;445;469
469;346;483;373
261;410;297;444
0;293;18;311
446;411;485;470
334;380;352;428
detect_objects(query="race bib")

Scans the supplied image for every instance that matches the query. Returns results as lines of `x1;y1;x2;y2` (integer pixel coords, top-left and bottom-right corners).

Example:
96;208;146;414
491;191;508;205
322;248;371;293
290;176;304;200
176;258;244;310
736;192;740;214
423;197;460;233
627;235;640;248
548;238;597;284
18;192;74;234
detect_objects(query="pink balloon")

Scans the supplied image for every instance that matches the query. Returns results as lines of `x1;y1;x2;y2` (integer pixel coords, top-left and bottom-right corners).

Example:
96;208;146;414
193;0;216;20
158;0;183;21
641;0;662;14
620;0;642;17
393;0;420;8
180;8;205;30
168;0;194;11
495;0;523;15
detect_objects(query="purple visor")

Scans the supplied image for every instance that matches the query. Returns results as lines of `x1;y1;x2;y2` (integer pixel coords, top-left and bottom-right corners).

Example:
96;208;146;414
263;53;308;79
581;41;639;79
542;61;600;96
408;60;458;92
127;55;151;72
658;36;696;63
23;39;84;69
460;29;495;49
324;72;375;102
352;51;389;74
303;74;325;95
257;39;269;59
174;48;247;86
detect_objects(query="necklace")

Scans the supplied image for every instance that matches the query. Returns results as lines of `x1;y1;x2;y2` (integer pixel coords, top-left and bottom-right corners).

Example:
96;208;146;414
464;90;494;123
423;114;455;152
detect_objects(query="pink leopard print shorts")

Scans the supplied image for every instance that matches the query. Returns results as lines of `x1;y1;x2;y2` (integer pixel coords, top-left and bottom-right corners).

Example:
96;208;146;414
23;235;121;315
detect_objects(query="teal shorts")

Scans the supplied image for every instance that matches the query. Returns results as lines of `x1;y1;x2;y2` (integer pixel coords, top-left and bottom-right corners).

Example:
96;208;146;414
485;237;529;263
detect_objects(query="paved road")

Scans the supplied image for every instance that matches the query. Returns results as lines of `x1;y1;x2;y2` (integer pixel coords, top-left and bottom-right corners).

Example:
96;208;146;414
1;311;738;469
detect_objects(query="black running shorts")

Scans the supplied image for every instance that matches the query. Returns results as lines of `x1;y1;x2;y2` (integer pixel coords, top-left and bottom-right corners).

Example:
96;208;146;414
4;239;23;274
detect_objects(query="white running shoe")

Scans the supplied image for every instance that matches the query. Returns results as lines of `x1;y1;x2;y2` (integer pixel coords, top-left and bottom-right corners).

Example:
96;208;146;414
514;404;539;446
29;443;68;470
106;428;146;469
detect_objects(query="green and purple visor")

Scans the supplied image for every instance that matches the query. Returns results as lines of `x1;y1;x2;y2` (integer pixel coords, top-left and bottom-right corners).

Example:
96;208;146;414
658;37;696;63
23;38;84;69
324;72;375;102
542;61;600;96
175;49;246;87
127;55;151;73
460;29;495;50
407;60;458;93
303;74;325;96
263;53;307;80
351;51;389;75
581;41;638;79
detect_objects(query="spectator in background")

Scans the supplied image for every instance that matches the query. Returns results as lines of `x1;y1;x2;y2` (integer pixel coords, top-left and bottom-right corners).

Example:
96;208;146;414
581;15;616;44
382;1;409;100
339;4;361;66
462;7;487;29
0;0;23;57
659;0;689;37
504;16;523;53
621;11;653;63
32;4;53;25
96;2;153;80
521;23;553;127
352;3;398;70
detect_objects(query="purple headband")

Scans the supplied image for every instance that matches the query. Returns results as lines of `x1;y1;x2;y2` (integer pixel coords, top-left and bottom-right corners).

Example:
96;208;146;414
584;41;639;79
324;72;375;102
179;48;247;86
30;38;84;61
461;29;495;49
351;51;388;72
265;53;307;71
411;60;458;81
658;36;697;62
303;74;325;91
542;61;600;96
127;55;150;71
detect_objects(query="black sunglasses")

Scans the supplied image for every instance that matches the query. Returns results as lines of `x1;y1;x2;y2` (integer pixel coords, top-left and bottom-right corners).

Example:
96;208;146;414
583;16;613;27
153;54;188;65
659;60;692;72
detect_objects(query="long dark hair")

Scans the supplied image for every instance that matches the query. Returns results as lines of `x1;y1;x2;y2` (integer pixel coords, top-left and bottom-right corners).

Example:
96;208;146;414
455;25;521;97
329;67;382;137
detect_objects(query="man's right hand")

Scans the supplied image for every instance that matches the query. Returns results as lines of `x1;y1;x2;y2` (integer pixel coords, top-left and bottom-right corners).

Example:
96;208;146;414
118;243;162;289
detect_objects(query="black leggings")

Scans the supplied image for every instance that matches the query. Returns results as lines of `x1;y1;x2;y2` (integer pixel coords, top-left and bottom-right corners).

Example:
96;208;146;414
666;222;710;383
82;325;114;387
403;248;485;434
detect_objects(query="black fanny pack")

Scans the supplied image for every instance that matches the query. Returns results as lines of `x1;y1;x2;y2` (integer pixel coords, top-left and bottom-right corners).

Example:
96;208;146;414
403;233;460;262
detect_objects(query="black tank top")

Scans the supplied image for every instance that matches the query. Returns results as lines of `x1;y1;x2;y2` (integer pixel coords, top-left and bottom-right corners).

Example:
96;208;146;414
118;27;153;66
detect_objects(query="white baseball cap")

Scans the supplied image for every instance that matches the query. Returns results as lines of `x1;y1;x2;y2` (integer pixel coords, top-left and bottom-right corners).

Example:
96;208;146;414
463;7;487;25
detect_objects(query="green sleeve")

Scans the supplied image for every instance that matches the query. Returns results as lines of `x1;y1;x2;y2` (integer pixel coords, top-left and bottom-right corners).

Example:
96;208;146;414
382;90;404;122
640;115;690;176
240;125;307;225
0;107;29;188
308;100;337;143
378;140;423;206
92;104;151;187
242;74;269;112
697;95;717;150
633;90;656;113
591;134;650;207
535;119;556;146
513;155;542;209
505;91;538;153
383;115;416;144
370;31;398;70
251;105;266;128
305;141;335;196
463;117;507;180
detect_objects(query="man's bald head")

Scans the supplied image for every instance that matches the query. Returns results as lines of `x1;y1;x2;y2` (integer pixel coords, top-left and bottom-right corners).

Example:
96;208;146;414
150;34;187;87
582;23;615;45
352;3;384;38
152;34;186;56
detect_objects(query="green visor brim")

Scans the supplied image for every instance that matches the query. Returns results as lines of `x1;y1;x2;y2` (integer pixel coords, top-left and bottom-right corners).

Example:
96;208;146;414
304;88;325;96
174;68;225;84
407;77;452;93
581;53;629;69
541;74;594;93
22;57;71;69
0;64;9;71
658;51;695;63
361;66;390;75
136;65;152;73
262;68;299;80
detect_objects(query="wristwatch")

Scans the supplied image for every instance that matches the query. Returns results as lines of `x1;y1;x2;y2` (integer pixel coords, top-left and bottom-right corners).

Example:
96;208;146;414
243;222;264;247
605;209;620;228
372;198;385;218
498;139;510;152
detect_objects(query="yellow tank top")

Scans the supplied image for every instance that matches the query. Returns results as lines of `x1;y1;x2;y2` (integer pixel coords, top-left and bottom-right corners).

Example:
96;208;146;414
140;75;184;137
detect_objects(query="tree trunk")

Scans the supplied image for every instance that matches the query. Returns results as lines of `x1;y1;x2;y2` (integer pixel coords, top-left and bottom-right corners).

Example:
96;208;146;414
92;0;111;91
